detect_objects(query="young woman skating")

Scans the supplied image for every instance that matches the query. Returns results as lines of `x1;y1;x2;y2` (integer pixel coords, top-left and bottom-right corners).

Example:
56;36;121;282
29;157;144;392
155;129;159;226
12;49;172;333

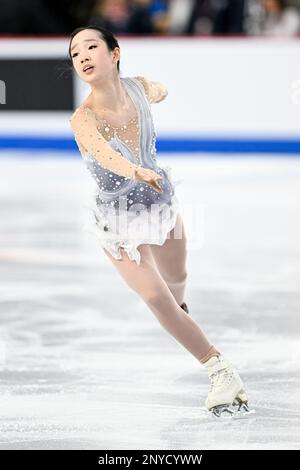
68;25;252;418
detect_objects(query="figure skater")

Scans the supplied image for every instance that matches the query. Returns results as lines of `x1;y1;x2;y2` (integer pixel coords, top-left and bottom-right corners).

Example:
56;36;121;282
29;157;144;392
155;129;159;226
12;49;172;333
68;25;252;418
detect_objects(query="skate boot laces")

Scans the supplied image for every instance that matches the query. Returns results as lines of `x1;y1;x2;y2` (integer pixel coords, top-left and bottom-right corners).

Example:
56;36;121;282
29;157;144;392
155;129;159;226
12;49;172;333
204;356;235;392
208;367;234;392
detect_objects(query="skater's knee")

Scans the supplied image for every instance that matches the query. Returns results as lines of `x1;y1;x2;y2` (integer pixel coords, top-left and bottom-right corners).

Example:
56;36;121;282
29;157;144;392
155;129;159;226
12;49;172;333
141;288;163;307
164;269;188;285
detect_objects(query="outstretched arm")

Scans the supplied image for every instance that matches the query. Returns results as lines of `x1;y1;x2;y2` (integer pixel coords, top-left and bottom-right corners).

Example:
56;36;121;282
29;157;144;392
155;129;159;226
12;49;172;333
69;106;140;179
134;76;168;104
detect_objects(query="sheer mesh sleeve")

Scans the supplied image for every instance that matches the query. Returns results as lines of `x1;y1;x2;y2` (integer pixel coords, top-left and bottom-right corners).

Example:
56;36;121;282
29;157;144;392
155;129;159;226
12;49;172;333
69;106;140;179
134;76;168;104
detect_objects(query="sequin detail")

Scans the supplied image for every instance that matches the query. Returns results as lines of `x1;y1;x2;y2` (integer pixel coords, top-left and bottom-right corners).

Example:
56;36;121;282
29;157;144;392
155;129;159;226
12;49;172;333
70;75;178;264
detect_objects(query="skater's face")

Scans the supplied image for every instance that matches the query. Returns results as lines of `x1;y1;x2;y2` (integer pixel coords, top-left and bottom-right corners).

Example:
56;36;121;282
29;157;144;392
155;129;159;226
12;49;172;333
70;29;120;82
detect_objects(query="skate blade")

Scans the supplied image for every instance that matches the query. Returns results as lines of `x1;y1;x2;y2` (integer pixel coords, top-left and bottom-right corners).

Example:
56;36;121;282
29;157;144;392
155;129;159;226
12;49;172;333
232;398;256;419
209;403;256;420
209;404;235;419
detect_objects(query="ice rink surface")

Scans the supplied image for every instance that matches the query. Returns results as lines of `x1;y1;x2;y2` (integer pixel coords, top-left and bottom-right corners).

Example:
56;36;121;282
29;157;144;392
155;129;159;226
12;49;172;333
0;152;299;450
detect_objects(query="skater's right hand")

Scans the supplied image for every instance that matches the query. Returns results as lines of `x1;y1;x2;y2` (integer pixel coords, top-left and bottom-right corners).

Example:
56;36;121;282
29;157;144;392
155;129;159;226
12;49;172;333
133;167;163;193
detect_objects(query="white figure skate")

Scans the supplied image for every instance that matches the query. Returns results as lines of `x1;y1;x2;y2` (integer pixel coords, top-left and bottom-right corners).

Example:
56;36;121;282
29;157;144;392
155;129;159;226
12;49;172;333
202;355;255;419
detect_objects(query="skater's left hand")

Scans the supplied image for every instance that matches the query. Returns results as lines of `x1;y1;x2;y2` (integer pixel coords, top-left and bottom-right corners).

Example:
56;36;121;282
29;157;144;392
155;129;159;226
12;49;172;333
133;167;163;193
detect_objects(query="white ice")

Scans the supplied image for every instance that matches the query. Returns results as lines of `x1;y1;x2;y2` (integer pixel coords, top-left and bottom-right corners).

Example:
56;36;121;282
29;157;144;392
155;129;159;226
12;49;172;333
0;152;299;449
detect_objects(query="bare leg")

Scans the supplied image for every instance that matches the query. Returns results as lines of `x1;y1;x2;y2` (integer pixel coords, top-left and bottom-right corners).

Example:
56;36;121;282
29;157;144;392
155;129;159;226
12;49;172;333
102;244;220;364
150;213;188;306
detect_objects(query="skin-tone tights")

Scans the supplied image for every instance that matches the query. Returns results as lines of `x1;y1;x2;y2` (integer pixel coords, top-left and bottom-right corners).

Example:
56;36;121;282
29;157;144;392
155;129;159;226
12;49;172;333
102;213;220;365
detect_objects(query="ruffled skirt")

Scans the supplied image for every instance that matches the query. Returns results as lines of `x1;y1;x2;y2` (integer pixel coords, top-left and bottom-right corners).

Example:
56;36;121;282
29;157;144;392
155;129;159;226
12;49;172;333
81;164;183;265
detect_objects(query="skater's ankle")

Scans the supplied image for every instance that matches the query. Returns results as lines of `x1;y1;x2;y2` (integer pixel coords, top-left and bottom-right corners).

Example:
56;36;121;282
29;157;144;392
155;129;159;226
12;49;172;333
199;346;221;365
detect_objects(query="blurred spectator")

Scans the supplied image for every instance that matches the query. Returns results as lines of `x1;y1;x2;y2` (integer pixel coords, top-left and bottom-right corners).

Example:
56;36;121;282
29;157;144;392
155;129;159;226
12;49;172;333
168;0;196;34
261;0;300;35
127;0;155;33
1;0;299;36
148;0;170;33
245;0;300;35
87;0;169;34
244;0;264;33
183;0;246;35
212;0;246;34
185;0;220;34
88;0;131;33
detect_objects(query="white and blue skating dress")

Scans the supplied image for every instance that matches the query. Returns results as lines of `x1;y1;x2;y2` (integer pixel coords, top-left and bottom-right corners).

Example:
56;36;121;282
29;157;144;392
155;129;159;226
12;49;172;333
69;76;182;264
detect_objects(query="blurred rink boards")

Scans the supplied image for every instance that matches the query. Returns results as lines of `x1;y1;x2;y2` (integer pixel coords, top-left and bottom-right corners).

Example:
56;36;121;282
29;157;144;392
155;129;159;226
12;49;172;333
0;36;300;153
0;37;300;450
